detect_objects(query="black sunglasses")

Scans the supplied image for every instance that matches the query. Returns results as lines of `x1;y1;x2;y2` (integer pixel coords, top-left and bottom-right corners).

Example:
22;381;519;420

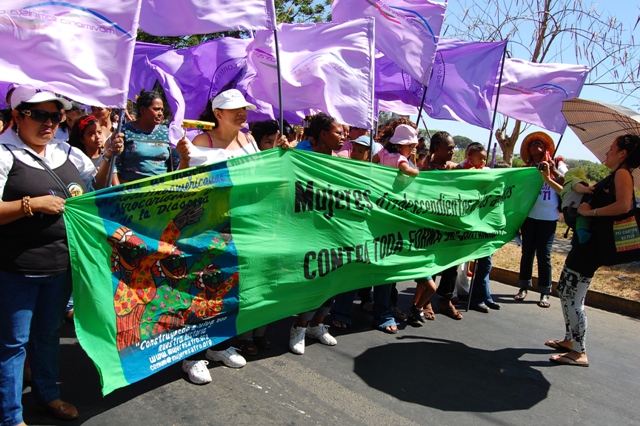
21;109;63;124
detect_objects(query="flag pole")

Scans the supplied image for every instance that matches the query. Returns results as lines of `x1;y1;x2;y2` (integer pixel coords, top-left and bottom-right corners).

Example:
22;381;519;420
487;42;508;164
416;85;427;128
106;110;126;187
273;27;284;135
419;115;431;139
553;131;565;159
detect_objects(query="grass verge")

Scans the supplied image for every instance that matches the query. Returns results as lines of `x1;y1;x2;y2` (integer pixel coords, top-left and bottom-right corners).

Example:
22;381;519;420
492;222;640;302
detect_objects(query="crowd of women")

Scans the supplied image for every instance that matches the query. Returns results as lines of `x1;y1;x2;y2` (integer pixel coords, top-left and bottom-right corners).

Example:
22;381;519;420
1;85;638;425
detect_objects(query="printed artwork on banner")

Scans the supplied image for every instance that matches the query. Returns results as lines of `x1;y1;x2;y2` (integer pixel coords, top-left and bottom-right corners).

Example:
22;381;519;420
83;162;241;385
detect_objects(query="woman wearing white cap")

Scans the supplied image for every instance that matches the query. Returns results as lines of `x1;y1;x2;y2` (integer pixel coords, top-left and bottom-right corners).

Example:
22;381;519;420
0;86;123;425
176;89;288;385
177;89;266;167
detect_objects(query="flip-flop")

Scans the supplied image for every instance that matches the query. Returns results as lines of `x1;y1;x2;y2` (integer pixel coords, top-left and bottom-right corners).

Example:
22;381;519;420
538;295;551;308
514;289;528;301
545;340;573;352
550;352;589;367
379;325;398;334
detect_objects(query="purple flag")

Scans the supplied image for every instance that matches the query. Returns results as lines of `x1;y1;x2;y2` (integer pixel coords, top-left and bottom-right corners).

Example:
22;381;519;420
247;19;375;129
496;59;590;133
139;0;276;36
376;99;419;115
129;42;173;99
425;39;507;130
0;1;141;107
332;0;446;85
146;58;185;145
374;51;424;107
129;38;252;120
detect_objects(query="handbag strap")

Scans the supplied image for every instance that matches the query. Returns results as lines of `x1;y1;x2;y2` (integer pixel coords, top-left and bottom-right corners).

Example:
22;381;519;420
591;169;637;218
23;149;73;198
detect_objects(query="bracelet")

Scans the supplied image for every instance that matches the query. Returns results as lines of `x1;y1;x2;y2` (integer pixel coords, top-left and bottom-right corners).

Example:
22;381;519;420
593;208;598;217
103;154;111;163
22;196;34;217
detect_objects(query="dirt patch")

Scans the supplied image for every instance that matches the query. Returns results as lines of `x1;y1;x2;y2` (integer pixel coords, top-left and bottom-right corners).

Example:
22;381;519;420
493;222;640;302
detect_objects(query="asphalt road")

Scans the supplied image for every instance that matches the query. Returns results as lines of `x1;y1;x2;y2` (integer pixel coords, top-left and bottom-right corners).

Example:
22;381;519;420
21;280;640;426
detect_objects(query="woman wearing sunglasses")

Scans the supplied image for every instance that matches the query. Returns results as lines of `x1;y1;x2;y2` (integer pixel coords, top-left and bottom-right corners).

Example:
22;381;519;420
0;86;122;426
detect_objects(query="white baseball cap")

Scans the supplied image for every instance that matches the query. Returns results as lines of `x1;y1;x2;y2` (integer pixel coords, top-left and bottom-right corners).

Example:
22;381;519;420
10;85;72;110
389;124;419;145
210;89;256;111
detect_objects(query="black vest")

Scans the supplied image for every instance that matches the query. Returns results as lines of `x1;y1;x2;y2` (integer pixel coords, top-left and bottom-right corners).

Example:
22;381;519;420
0;147;87;275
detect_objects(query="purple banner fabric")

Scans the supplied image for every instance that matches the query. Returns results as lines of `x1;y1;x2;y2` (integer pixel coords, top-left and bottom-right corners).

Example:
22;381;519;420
139;0;276;36
0;1;142;108
130;38;252;120
424;39;507;130
146;58;185;145
247;19;375;129
374;51;424;108
332;0;446;86
496;58;590;133
129;42;173;99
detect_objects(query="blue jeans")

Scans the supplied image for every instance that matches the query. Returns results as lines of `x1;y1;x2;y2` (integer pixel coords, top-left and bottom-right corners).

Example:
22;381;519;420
330;290;358;326
372;284;396;328
519;217;556;295
470;256;494;305
0;271;71;426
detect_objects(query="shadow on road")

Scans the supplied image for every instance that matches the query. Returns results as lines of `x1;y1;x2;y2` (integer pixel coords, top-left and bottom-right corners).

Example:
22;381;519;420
353;336;552;412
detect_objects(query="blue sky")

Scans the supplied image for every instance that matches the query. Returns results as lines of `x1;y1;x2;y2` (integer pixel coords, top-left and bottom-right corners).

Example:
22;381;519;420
410;0;638;162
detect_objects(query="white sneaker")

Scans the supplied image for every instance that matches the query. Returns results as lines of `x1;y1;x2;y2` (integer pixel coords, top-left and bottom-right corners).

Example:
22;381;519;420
206;347;246;368
182;360;212;384
289;326;307;355
306;323;337;346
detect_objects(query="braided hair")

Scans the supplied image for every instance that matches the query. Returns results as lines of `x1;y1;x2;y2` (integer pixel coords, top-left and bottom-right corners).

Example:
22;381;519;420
306;112;335;146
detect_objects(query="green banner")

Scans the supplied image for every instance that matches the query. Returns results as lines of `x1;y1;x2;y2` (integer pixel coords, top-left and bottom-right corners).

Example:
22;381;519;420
64;149;542;394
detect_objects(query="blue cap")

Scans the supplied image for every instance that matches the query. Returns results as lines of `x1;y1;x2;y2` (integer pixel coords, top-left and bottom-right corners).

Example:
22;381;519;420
351;135;372;147
351;135;380;155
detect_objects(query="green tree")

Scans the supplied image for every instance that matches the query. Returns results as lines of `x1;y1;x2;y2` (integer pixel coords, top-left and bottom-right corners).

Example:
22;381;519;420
276;0;331;23
446;0;639;165
453;135;475;150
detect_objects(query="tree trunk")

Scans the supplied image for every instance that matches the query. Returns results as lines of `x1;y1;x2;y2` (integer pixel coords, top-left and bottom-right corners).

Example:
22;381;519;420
494;119;522;165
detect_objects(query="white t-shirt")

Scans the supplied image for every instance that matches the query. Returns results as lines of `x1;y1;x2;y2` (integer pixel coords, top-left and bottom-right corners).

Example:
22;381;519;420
528;161;569;221
0;130;96;196
188;133;260;167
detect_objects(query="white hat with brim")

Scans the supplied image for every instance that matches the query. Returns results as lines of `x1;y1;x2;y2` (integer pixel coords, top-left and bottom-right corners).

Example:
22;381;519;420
389;124;418;145
10;85;72;110
211;89;256;111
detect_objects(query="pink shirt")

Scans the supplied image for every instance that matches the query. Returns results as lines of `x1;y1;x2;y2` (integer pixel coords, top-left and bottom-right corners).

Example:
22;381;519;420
378;148;409;169
333;141;352;158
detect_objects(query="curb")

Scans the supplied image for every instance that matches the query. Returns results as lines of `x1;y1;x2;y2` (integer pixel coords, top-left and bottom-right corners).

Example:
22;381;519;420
490;267;640;319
